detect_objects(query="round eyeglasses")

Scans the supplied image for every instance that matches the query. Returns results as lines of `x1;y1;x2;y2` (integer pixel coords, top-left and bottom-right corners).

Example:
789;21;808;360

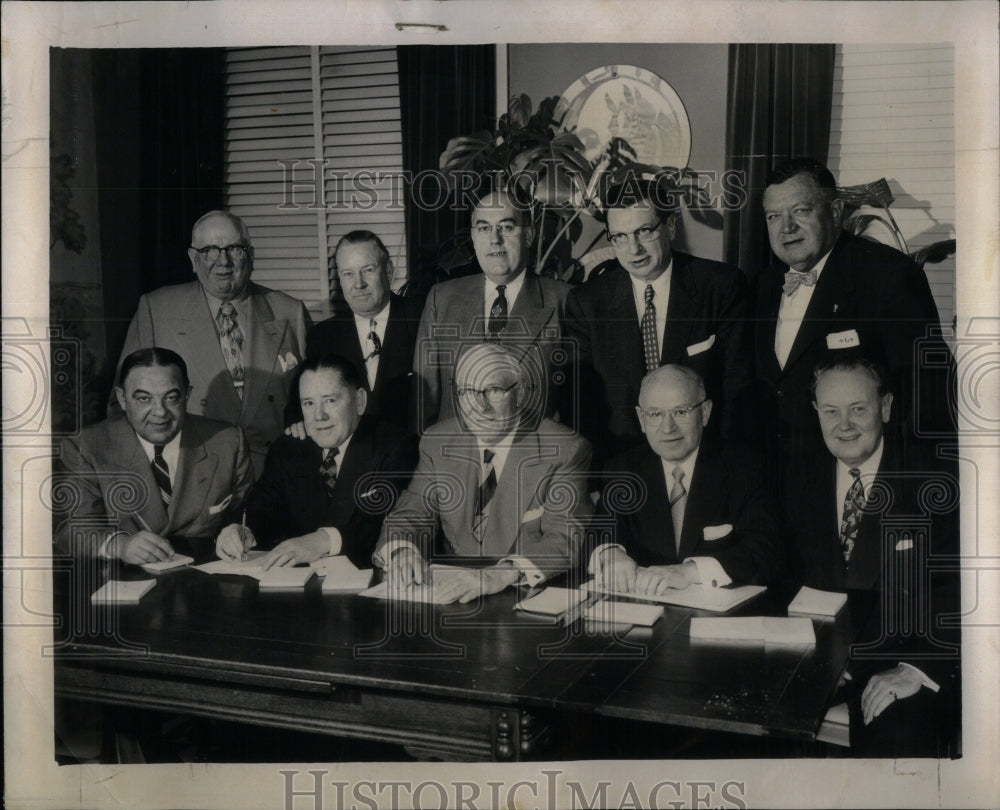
190;243;250;263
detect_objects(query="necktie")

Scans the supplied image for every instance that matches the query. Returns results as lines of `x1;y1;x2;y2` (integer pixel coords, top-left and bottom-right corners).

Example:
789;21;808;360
217;303;246;399
151;444;172;508
488;285;508;338
641;284;659;374
782;269;818;296
669;466;686;553
473;448;497;541
365;319;382;360
839;467;865;565
319;447;340;494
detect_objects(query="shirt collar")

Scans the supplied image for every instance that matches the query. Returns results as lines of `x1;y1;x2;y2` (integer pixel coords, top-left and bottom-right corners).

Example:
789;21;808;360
628;257;673;300
484;269;527;302
204;288;251;318
322;431;354;461
353;299;391;332
135;428;182;461
837;436;885;481
660;443;699;485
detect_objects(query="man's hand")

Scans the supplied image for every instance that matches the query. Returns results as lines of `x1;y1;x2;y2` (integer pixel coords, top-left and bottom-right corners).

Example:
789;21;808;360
633;563;697;595
284;421;308;440
115;531;175;565
386;547;429;593
594;547;638;593
259;532;329;570
432;567;520;604
861;665;923;725
216;523;256;561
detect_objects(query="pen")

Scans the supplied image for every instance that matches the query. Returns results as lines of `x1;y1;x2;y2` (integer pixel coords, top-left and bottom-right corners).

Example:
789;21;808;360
557;592;603;627
134;512;174;559
239;509;248;561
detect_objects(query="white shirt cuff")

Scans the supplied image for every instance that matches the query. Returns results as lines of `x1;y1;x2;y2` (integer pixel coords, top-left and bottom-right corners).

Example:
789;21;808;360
684;556;732;588
318;526;342;557
498;555;546;587
98;531;128;560
373;538;422;569
899;662;941;693
588;543;626;575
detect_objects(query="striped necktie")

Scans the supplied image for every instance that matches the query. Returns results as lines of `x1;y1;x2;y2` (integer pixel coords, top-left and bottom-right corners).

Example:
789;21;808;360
473;448;497;541
669;466;686;553
152;444;172;508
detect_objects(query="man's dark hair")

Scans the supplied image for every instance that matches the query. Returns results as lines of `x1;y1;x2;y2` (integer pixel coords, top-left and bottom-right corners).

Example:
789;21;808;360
810;354;890;402
602;175;679;222
333;230;390;269
472;186;535;227
765;157;838;197
294;353;365;396
118;347;190;389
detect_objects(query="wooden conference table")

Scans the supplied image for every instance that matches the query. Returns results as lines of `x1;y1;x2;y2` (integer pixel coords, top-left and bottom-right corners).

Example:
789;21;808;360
53;550;869;762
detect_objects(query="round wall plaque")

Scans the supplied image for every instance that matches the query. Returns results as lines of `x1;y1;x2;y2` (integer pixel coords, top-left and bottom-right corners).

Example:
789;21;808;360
555;64;691;170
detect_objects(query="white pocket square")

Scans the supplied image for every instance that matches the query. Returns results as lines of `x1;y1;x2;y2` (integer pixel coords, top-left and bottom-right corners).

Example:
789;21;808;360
826;329;860;350
687;334;716;356
358;489;378;499
895;538;914;551
521;507;544;524
703;523;733;541
208;494;233;515
278;352;300;373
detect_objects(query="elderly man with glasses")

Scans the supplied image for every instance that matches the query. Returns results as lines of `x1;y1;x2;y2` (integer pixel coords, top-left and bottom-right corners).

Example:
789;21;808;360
563;179;753;467
374;343;592;604
116;210;311;477
590;365;779;596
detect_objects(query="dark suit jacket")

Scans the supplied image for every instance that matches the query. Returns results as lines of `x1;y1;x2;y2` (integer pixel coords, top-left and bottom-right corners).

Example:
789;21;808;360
563;254;752;466
245;417;417;568
117;281;312;477
298;293;423;432
413;271;571;431
597;441;780;585
55;414;253;556
753;231;954;477
784;436;960;687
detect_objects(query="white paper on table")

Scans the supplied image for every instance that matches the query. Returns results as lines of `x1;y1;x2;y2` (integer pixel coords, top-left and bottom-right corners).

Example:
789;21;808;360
91;579;156;604
320;568;373;592
310;555;359;576
141;554;194;572
690;616;815;645
585;600;663;626
515;586;588;616
193;550;266;576
787;585;848;618
359;565;475;604
256;566;315;590
587;581;766;613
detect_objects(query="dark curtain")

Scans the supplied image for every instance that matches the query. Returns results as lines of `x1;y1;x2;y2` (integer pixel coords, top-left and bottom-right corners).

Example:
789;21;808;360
722;44;836;277
397;45;496;298
94;48;226;371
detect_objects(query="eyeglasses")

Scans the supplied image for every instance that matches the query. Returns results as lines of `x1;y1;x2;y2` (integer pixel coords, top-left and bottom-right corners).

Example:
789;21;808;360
638;399;707;424
607;219;664;247
190;243;250;263
472;221;521;237
456;382;519;405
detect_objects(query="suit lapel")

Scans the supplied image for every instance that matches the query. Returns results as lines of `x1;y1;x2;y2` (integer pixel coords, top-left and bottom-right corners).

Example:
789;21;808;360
608;268;647;388
508;274;555;342
110;419;170;533
755;268;784;385
167;422;215;533
244;287;285;418
661;253;699;364
373;296;408;394
185;285;244;416
678;449;715;559
635;449;677;564
487;429;541;556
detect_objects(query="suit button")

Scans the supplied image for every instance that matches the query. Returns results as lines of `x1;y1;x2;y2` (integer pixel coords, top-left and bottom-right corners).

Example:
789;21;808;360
268;395;275;402
201;398;208;406
776;390;784;398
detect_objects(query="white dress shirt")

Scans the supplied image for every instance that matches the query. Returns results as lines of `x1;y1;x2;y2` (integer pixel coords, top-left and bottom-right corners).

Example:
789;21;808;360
483;271;526;322
353;301;390;389
774;249;833;368
315;433;355;557
628;259;672;348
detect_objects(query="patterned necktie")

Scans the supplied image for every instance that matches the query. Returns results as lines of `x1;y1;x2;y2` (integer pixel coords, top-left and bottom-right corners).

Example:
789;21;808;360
839;467;865;565
365;318;382;360
151;444;172;508
473;448;497;541
217;303;246;399
782;269;818;296
641;284;659;374
488;285;508;338
319;447;340;494
669;466;686;553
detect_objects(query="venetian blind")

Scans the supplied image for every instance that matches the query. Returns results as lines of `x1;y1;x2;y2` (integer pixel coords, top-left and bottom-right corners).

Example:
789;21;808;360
828;43;955;330
225;46;408;319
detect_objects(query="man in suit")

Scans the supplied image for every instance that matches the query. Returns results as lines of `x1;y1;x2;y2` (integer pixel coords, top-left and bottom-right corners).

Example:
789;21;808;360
216;354;416;570
300;230;422;432
591;365;778;596
563;178;752;467
785;356;959;756
374;343;592;603
413;189;571;432
117;210;312;477
754;158;953;484
56;348;253;563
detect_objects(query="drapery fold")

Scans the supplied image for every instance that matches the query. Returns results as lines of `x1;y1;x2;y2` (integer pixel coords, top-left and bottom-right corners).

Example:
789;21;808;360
723;44;836;277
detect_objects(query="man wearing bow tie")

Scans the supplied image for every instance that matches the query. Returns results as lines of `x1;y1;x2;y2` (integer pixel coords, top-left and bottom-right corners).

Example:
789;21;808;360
299;230;423;433
753;158;953;485
216;354;416;569
374;343;592;603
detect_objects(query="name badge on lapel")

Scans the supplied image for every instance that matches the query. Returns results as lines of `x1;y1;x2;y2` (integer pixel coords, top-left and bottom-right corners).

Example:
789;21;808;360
826;329;860;350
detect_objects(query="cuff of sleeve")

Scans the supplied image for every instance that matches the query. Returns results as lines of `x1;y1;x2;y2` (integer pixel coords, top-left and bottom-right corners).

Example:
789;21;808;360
498;555;545;587
899;662;941;693
373;538;421;569
98;532;128;560
587;543;626;575
318;527;343;557
684;556;732;588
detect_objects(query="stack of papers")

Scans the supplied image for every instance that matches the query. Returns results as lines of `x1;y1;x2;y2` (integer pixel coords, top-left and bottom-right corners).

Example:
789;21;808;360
689;616;816;645
91;579;156;605
141;554;194;573
515;587;589;616
787;586;848;618
359;566;475;604
585;600;662;627
317;557;373;592
193;551;315;591
587;581;766;613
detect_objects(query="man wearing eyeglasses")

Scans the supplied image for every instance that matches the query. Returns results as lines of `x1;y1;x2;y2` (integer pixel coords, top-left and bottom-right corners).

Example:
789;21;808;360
591;365;778;595
375;343;592;603
413;188;571;433
292;230;423;433
563;178;752;468
116;210;311;477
